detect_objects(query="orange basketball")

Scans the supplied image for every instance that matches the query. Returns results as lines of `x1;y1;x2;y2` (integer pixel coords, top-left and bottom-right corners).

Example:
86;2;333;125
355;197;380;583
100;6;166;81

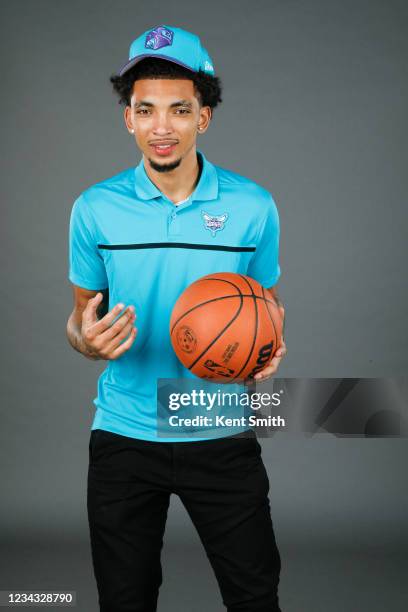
169;272;283;383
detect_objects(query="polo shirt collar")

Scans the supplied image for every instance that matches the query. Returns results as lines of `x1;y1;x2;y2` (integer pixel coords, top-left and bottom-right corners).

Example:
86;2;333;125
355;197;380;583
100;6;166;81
134;149;218;202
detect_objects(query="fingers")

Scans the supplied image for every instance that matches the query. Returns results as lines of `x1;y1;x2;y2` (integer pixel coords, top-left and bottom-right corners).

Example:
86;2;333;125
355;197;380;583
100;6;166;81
102;315;137;357
251;341;288;383
243;362;277;385
98;306;136;343
82;292;104;326
81;298;138;359
109;326;138;360
87;301;128;336
254;364;277;382
274;339;287;359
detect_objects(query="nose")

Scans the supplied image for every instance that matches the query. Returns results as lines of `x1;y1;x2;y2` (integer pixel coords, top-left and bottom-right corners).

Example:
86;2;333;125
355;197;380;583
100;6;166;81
152;111;173;135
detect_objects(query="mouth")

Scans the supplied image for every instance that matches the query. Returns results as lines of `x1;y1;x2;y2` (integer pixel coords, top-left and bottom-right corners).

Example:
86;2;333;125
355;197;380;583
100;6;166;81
149;142;178;156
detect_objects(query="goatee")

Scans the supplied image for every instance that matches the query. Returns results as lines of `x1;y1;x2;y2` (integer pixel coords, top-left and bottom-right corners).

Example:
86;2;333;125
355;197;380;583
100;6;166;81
147;156;182;173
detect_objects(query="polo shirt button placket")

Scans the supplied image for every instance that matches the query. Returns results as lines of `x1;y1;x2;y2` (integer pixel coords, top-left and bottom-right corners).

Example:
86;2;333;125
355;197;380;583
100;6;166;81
168;208;181;237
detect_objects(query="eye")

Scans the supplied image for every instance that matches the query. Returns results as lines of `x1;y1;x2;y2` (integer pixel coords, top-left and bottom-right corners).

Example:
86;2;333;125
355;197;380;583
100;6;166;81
176;108;190;114
136;109;150;115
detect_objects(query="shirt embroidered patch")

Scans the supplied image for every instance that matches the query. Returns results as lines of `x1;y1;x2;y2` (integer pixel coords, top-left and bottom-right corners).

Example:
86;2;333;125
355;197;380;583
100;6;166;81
201;211;229;237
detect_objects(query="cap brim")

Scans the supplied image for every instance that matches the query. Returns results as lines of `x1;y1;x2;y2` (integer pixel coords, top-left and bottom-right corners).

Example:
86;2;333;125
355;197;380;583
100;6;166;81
118;53;196;77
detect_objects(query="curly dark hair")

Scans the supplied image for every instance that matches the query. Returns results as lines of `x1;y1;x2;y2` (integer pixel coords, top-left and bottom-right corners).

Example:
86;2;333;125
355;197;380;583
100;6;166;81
109;57;223;110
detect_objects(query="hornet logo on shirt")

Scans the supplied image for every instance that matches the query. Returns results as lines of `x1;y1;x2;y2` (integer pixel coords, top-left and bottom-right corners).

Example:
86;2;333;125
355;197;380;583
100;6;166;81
145;26;174;50
201;211;229;237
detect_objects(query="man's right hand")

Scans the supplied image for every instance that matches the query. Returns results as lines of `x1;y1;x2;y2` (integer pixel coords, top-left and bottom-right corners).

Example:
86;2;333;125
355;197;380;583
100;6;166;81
81;292;137;360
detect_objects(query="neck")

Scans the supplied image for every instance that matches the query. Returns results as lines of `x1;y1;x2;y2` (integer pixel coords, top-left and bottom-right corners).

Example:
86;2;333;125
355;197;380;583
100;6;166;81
142;145;201;204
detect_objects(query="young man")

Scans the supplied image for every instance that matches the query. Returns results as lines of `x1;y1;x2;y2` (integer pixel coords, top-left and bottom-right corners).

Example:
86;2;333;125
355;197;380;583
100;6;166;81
67;25;287;612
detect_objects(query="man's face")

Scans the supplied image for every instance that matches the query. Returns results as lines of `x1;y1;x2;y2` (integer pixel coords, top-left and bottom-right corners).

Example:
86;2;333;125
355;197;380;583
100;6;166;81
124;78;211;173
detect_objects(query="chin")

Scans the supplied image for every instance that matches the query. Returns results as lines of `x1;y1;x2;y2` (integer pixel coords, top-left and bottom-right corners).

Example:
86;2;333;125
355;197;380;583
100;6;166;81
147;155;183;173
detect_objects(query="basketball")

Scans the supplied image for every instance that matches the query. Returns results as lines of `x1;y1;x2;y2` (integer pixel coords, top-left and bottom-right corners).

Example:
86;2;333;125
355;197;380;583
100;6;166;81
169;272;283;383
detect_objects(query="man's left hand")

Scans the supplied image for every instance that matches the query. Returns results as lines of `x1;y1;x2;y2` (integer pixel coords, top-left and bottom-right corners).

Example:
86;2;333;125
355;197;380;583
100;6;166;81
244;288;287;384
252;337;287;383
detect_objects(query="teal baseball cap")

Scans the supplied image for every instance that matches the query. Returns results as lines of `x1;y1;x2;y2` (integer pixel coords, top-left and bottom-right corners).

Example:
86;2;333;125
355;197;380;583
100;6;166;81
118;25;215;77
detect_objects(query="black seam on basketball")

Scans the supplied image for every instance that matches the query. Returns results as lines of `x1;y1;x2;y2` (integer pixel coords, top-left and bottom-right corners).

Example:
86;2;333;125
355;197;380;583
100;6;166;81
170;293;277;336
262;286;278;354
187;293;244;371
198;277;243;294
229;274;259;381
170;278;243;335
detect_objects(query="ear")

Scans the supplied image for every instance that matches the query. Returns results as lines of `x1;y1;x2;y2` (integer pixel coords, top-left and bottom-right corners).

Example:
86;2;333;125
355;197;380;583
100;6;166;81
124;106;134;134
198;106;212;134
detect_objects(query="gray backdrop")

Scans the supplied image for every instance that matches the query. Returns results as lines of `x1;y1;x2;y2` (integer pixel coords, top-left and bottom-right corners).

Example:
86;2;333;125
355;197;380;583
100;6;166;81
1;1;407;610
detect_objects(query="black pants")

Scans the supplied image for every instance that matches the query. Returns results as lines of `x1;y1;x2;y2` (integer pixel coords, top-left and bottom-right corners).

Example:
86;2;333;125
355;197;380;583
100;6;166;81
87;429;282;612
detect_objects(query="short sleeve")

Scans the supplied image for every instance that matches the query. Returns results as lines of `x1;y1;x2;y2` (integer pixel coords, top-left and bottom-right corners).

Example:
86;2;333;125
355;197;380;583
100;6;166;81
247;193;281;287
68;193;109;290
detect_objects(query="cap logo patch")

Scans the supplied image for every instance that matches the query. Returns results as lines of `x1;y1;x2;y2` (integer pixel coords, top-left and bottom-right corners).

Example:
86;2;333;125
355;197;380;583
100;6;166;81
145;26;174;50
201;211;229;237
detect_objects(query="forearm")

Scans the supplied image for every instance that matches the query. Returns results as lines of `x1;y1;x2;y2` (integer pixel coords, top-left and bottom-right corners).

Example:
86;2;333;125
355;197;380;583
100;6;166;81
266;286;284;309
66;313;101;361
266;286;286;340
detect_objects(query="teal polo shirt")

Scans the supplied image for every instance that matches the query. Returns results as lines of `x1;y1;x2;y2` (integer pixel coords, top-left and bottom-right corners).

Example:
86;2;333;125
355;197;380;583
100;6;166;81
68;149;281;441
